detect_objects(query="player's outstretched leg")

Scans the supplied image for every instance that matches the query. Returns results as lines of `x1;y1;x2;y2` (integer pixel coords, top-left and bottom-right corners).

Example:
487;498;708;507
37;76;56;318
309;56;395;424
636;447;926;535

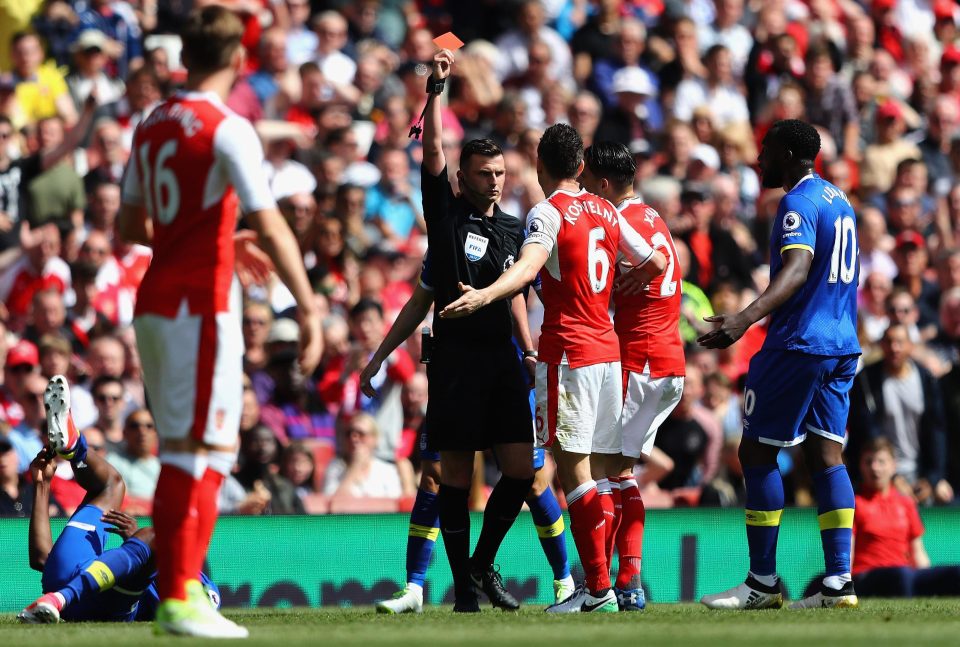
526;461;574;604
613;474;646;611
702;441;785;610
377;463;441;614
790;439;858;609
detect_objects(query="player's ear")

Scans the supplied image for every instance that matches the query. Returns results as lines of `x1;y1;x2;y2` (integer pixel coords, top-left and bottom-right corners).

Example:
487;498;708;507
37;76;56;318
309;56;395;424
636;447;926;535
576;159;585;178
231;45;245;74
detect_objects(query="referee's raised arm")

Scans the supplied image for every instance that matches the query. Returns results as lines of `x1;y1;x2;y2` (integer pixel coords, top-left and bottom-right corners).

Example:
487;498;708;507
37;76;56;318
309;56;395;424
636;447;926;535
422;49;454;178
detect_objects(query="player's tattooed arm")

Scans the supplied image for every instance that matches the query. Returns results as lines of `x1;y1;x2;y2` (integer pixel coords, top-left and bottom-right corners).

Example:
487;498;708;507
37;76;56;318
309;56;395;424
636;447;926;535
698;248;813;349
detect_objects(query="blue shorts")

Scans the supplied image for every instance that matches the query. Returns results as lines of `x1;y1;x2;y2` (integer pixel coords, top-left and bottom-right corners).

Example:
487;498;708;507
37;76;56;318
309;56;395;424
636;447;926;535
742;349;859;448
420;390;544;469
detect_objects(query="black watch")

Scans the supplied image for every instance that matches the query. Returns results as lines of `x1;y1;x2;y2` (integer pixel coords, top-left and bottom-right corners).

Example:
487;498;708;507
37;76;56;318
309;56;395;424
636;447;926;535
425;75;446;95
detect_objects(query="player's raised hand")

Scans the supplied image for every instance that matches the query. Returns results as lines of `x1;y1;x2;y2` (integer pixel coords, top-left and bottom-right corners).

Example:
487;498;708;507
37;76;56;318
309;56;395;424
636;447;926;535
298;310;324;376
433;49;455;80
439;282;487;319
29;449;57;485
697;314;749;349
102;509;140;540
359;356;383;398
234;229;275;287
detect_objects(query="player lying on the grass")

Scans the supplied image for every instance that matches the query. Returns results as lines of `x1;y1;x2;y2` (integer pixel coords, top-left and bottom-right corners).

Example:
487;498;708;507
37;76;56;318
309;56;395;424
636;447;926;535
19;376;220;623
360;266;575;614
578;141;686;612
698;120;860;610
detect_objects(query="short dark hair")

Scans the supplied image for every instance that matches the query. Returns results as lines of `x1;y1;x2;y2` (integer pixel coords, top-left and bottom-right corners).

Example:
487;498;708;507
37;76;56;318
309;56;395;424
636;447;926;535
537;124;583;180
770;119;821;162
10;31;38;49
349;298;383;320
584;141;636;190
0;115;11;129
180;6;244;75
862;436;896;458
91;375;124;398
460;138;502;171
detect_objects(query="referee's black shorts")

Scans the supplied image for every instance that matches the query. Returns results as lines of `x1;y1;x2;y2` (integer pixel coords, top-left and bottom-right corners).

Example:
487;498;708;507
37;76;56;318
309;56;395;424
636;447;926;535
425;338;533;452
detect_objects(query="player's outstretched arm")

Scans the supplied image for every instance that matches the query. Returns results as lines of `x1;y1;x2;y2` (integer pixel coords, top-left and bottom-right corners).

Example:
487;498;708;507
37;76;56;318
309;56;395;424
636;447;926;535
28;450;57;572
698;247;813;349
246;207;323;375
440;244;548;319
360;283;434;397
422;49;454;177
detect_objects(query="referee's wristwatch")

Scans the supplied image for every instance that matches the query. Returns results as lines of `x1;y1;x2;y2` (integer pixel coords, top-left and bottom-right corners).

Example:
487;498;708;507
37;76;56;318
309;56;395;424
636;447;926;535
522;350;538;359
425;74;446;95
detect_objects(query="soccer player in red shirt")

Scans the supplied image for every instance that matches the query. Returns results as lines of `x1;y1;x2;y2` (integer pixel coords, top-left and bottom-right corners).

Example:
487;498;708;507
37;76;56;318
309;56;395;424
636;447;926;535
442;124;665;612
853;437;960;597
116;6;322;638
579;141;685;611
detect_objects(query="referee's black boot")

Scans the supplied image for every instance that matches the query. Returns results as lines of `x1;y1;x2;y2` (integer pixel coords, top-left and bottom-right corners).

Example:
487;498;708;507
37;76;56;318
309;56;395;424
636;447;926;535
470;564;520;611
452;590;481;613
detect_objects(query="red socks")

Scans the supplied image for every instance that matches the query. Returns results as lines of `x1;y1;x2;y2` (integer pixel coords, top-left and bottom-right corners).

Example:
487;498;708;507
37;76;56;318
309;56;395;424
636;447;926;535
567;482;611;594
597;479;616;566
153;463;203;601
195;468;225;570
615;477;645;589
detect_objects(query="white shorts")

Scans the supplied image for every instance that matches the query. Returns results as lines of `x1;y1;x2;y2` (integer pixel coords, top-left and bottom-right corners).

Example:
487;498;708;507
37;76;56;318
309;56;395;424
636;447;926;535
133;282;244;448
535;361;622;455
621;370;684;458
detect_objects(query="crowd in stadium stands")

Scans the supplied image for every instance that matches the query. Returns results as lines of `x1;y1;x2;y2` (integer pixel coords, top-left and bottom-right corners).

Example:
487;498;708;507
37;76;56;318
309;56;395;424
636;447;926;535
2;0;960;523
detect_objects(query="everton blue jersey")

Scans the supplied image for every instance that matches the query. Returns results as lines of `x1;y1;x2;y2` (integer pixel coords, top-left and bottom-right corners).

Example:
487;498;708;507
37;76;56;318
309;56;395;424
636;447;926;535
764;174;861;356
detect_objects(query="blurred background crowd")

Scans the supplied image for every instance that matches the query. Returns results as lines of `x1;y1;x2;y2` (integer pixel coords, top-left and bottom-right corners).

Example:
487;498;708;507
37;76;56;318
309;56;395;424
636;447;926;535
2;0;960;518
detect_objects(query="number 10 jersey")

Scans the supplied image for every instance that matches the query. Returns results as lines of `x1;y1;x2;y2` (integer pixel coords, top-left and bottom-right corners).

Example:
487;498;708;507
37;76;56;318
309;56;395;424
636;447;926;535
765;173;861;357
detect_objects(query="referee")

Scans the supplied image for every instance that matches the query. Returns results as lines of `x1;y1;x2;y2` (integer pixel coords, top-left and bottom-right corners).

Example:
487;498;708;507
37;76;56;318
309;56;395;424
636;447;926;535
419;48;536;611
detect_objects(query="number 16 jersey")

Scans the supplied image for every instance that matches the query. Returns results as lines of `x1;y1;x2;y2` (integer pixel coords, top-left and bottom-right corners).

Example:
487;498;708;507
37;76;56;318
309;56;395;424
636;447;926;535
524;188;656;369
765;173;860;357
122;91;275;317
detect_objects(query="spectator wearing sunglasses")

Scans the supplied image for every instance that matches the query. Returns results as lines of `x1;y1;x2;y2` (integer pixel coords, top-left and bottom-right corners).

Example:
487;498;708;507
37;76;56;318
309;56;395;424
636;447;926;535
83;374;126;453
107;409;159;502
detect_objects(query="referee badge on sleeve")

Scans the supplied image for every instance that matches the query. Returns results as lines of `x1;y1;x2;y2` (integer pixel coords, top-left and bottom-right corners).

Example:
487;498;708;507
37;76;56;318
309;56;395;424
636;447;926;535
465;232;489;262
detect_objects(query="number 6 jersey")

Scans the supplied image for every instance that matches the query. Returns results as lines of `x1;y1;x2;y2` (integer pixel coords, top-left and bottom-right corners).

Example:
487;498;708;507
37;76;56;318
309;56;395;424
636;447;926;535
524;188;656;368
765;173;860;356
121;91;275;317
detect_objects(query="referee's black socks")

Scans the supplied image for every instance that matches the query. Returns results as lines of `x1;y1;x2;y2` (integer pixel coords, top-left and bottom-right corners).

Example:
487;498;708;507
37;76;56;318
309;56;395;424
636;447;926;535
439;484;472;598
471;475;535;569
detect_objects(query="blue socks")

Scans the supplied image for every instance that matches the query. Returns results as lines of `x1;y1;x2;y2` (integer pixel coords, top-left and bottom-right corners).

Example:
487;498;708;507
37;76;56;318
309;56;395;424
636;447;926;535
58;537;152;607
743;464;784;578
527;487;570;580
405;488;440;587
813;465;855;585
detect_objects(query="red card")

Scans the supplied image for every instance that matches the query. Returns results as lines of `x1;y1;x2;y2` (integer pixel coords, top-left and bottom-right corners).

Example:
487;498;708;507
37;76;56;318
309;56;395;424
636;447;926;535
433;32;464;51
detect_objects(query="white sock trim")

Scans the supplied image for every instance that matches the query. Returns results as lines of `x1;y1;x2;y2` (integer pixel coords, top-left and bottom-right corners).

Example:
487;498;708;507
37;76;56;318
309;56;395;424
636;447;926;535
748;571;779;588
822;573;852;591
596;478;612;495
160;452;208;480
619;478;638;490
207;450;237;477
566;480;597;506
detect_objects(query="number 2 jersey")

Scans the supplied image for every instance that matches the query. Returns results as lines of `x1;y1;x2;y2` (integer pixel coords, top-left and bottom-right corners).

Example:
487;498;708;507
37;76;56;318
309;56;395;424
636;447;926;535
765;173;860;356
121;91;275;317
524;188;656;369
613;197;685;378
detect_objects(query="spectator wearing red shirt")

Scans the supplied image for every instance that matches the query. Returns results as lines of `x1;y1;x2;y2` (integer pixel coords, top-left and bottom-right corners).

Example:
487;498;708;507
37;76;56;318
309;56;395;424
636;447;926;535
853;438;960;597
320;298;414;462
0;223;70;330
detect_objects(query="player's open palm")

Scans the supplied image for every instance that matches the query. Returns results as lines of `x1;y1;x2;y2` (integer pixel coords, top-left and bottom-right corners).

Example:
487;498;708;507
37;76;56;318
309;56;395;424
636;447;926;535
439;283;487;319
697;314;749;349
233;229;274;287
433;49;454;80
102;509;139;540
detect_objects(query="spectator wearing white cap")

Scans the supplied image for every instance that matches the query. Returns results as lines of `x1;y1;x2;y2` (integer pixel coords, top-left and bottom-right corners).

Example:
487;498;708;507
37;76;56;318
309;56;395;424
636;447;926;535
594;66;657;145
672;44;749;128
687;143;721;183
65;30;124;110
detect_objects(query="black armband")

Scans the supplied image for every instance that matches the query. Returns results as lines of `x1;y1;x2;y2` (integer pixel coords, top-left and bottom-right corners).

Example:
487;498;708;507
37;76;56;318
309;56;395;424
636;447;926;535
425;75;446;95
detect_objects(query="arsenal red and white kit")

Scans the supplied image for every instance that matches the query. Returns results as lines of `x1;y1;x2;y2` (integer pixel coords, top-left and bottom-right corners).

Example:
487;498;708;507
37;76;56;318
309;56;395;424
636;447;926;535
525;188;655;455
614;197;685;458
122;91;274;446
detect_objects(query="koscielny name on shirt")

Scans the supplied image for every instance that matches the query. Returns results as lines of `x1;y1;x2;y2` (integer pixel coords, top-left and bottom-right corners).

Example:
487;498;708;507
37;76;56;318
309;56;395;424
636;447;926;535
561;198;618;226
820;185;851;206
141;102;202;137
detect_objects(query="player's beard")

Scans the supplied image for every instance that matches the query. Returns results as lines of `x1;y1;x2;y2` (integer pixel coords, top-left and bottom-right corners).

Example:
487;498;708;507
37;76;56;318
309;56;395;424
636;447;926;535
760;166;784;189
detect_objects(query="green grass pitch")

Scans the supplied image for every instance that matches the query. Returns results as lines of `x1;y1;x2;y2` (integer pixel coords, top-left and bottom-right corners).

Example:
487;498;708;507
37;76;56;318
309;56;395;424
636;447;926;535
3;600;960;646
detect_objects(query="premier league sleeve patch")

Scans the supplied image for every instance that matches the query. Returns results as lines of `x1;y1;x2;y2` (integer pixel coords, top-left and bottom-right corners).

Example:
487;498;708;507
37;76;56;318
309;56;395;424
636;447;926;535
783;211;802;231
465;232;489;262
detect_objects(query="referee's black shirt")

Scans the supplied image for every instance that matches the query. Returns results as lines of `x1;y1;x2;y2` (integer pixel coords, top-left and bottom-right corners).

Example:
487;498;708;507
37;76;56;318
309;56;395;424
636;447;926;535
422;166;523;344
